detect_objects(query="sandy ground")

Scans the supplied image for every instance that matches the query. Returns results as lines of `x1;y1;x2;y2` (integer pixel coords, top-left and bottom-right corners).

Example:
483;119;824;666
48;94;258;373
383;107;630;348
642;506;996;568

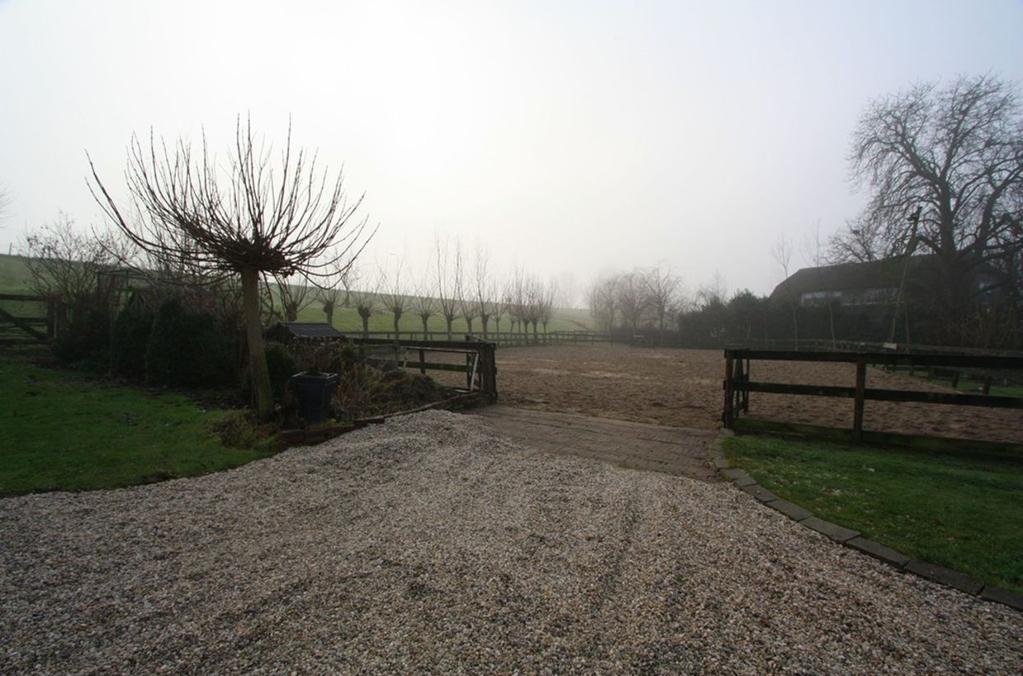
496;345;1023;444
2;411;1021;673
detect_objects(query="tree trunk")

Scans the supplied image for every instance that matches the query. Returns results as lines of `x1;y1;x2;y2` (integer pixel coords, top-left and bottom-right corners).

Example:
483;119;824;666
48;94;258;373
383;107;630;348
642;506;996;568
361;315;369;339
324;303;334;328
445;317;453;340
421;316;429;338
466;317;474;335
285;305;297;322
480;314;489;339
532;321;539;343
393;312;401;338
241;269;273;421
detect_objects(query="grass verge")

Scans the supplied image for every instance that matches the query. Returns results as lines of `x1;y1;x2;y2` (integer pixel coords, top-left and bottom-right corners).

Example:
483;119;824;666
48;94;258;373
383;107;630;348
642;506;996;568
0;357;274;496
724;434;1023;594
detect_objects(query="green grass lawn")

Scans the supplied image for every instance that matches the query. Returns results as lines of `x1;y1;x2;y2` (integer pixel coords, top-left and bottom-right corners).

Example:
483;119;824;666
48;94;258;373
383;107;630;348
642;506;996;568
0;357;273;496
725;435;1023;593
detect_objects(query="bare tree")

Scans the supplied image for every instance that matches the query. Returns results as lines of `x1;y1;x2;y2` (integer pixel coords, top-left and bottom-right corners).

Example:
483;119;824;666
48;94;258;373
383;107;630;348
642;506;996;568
349;266;380;339
23;214;130;312
772;234;798;342
522;274;544;342
491;291;505;336
88;118;374;419
538;278;557;335
316;258;347;328
842;75;1023;332
472;246;496;338
644;265;679;342
506;268;527;335
588;275;619;333
411;276;437;337
827;216;886;263
278;278;314;322
803;221;837;345
617;272;647;333
380;256;409;336
455;242;477;335
434;237;460;339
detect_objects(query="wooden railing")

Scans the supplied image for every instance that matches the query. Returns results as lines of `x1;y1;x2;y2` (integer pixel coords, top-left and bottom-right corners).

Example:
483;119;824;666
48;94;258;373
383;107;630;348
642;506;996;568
351;336;498;403
0;294;56;345
722;348;1023;450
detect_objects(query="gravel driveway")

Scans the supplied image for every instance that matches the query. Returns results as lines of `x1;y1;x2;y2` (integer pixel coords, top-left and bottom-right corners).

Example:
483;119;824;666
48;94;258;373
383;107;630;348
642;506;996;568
2;410;1021;673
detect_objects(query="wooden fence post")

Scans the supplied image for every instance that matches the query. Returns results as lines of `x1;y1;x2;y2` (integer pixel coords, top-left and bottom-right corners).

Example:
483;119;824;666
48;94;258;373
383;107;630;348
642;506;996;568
853;358;866;442
723;353;735;428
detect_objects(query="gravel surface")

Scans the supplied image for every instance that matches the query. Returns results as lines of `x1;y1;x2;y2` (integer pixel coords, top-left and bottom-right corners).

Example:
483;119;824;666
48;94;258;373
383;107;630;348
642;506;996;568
2;410;1021;673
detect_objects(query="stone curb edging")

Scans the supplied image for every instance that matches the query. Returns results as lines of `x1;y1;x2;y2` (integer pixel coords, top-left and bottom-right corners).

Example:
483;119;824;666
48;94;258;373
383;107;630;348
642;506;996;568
711;430;1023;613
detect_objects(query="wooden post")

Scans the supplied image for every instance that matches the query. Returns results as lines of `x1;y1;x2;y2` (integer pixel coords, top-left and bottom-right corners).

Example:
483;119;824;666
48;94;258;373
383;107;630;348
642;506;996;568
743;359;751;412
723;353;735;428
853;358;866;442
419;348;426;375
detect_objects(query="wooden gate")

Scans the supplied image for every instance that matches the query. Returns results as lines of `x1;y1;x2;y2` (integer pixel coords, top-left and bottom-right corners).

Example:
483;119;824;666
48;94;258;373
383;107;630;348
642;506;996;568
0;294;56;345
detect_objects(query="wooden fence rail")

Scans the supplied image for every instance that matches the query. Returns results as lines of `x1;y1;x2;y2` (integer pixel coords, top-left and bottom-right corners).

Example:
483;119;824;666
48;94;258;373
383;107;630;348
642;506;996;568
350;330;612;348
0;293;56;345
351;336;498;403
722;348;1023;449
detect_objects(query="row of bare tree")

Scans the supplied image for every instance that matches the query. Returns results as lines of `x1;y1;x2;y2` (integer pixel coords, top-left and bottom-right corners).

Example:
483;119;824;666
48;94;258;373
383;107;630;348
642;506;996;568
276;239;561;340
588;266;689;337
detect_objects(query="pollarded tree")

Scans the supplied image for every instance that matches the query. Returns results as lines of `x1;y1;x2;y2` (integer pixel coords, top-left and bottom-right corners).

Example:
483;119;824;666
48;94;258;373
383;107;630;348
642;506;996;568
839;75;1023;335
278;278;314;322
473;246;495;338
411;278;437;337
89;118;374;419
349;266;379;339
455;243;477;335
434;237;460;339
380;257;409;336
317;258;347;328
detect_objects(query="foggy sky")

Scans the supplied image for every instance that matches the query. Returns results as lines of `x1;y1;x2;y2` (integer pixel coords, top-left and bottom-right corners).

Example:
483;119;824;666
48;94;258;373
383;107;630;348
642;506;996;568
1;0;1021;302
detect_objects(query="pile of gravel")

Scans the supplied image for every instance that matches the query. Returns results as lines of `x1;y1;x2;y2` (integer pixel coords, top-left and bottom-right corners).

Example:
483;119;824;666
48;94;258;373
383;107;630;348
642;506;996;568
2;410;1020;673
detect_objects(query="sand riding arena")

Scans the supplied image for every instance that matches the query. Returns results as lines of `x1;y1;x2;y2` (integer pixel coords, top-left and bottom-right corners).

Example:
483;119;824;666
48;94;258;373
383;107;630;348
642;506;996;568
494;344;1023;445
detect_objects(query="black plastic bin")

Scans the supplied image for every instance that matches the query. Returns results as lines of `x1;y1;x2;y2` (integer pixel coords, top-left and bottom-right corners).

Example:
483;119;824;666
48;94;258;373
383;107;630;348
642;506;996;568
288;371;339;423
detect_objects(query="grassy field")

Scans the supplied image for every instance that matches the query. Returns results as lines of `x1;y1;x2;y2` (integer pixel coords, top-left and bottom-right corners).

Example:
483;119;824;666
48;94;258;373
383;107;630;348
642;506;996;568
0;253;32;294
0;356;273;496
0;253;594;333
725;435;1023;593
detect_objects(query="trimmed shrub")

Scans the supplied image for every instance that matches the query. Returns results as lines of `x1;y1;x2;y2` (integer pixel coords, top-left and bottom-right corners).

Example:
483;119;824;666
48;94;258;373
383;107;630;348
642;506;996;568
265;342;298;400
145;298;237;387
110;300;155;380
52;304;112;368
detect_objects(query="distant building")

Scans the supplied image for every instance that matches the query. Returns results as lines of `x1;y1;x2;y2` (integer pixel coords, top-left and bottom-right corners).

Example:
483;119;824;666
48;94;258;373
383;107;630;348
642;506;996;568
770;255;1001;308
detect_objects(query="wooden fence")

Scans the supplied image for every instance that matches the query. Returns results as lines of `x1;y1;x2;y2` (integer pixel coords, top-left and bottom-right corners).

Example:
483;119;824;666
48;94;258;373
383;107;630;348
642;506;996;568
350;330;612;348
351;336;498;403
722;348;1023;451
0;294;56;346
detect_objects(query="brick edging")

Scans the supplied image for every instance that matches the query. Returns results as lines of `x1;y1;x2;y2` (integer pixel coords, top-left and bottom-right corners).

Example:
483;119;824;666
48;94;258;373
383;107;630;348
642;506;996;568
711;431;1023;613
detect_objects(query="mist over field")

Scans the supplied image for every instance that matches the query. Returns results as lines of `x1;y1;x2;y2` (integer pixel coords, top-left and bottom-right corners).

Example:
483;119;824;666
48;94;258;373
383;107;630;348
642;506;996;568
1;0;1020;304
